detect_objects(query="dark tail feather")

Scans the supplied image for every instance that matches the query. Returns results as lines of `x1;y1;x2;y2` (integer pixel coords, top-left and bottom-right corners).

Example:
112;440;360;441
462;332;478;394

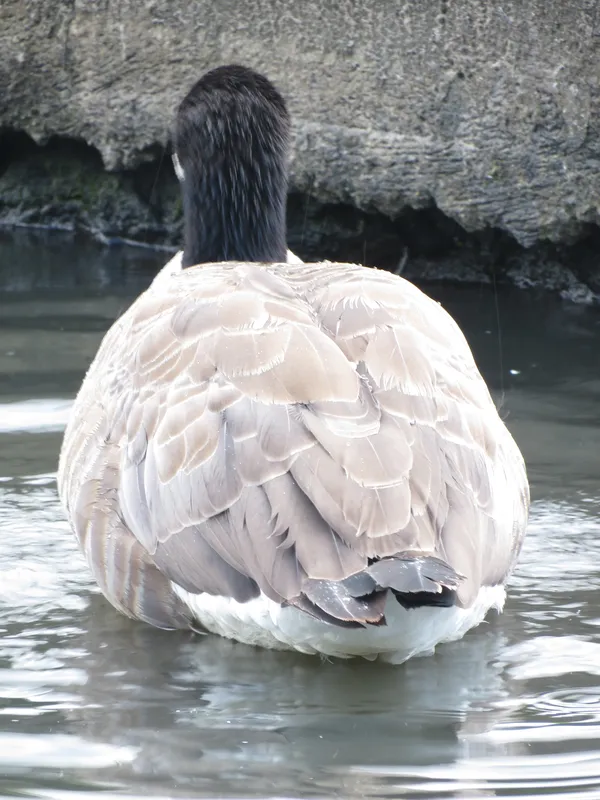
287;589;387;629
366;554;462;595
289;580;388;628
290;555;463;628
366;554;463;610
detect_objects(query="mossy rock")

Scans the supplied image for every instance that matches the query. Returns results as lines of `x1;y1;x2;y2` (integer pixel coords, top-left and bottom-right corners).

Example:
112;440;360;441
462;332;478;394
0;141;178;243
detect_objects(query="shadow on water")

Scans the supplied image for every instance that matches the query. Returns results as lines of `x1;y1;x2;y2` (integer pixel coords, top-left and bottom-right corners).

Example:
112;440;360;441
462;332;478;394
0;230;600;798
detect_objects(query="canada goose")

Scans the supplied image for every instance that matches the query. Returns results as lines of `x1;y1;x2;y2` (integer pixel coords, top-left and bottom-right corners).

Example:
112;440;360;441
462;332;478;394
58;65;529;664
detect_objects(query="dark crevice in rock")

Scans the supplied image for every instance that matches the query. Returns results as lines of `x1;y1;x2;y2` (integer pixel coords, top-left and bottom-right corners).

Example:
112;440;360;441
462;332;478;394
1;132;599;302
287;193;600;302
0;129;41;179
287;193;479;269
0;128;105;175
0;130;180;244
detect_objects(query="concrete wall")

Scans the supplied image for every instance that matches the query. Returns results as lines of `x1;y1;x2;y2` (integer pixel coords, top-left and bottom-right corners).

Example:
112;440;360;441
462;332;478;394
1;0;600;248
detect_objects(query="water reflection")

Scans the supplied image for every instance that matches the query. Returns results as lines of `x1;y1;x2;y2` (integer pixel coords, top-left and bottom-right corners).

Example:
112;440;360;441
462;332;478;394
1;231;600;798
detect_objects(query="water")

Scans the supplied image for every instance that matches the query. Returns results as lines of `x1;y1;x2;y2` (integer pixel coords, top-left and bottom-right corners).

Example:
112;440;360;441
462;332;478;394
1;228;600;799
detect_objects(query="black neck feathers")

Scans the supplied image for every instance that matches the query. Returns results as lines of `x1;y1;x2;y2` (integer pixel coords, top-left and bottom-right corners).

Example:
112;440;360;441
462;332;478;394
173;65;290;267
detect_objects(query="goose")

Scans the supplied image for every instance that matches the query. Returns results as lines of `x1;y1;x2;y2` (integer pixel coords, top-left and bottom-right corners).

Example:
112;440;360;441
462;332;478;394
58;64;529;664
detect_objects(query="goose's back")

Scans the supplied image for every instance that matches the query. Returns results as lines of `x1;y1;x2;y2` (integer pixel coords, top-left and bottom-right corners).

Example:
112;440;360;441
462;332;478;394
58;261;529;630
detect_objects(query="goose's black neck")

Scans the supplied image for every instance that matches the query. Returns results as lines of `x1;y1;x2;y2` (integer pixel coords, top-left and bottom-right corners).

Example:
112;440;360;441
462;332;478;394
178;144;288;267
174;65;290;268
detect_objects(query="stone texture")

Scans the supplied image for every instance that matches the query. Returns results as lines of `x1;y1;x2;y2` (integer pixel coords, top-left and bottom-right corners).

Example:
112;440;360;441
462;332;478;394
2;0;600;248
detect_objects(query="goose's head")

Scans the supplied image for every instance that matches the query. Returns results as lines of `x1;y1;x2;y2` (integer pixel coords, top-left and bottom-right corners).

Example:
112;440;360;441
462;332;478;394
173;64;291;268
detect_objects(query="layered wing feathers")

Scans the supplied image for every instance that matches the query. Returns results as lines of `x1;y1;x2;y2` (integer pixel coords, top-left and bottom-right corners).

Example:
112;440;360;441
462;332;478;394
58;261;529;628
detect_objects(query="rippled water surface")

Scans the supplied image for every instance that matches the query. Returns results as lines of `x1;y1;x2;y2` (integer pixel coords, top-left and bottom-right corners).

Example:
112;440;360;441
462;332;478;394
1;229;600;799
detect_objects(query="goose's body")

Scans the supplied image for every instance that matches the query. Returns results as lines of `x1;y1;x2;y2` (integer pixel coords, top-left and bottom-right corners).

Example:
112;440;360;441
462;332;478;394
58;66;529;663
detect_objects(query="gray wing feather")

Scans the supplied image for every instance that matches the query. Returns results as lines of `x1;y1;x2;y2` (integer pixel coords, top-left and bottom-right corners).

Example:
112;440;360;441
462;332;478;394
58;261;529;627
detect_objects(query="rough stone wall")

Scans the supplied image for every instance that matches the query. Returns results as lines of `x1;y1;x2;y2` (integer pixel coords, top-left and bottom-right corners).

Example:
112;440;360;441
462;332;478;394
2;0;600;249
